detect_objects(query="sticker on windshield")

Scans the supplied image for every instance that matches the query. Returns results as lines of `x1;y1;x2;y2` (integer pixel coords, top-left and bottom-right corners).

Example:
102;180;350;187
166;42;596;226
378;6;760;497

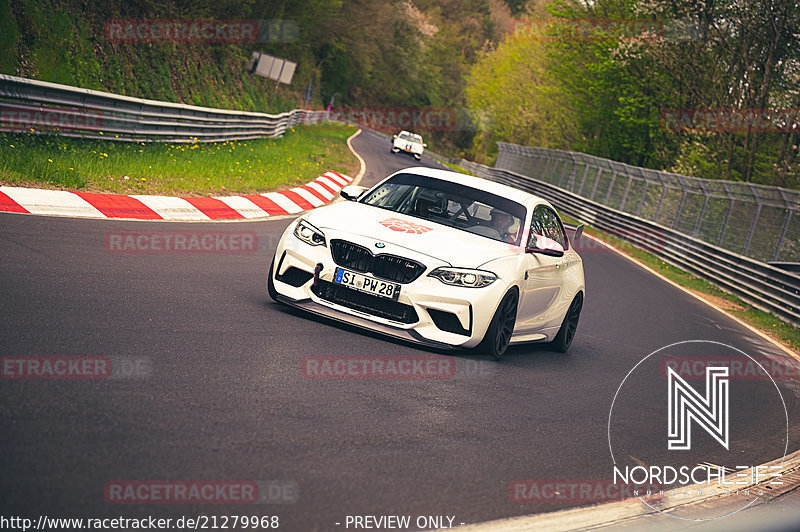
379;218;433;234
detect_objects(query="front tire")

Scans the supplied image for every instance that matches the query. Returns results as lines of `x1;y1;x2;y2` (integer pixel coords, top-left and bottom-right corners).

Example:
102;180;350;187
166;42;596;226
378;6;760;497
479;289;518;360
550;293;583;353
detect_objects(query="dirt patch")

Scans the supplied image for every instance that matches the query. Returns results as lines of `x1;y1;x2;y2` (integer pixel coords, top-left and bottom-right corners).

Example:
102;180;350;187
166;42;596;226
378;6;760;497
688;290;747;312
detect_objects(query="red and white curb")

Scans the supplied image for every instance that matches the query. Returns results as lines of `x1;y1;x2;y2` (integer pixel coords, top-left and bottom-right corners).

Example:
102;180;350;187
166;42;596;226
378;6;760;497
0;170;351;221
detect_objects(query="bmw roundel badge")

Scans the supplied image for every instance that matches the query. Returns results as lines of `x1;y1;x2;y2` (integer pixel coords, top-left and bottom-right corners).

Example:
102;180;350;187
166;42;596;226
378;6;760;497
375;242;385;248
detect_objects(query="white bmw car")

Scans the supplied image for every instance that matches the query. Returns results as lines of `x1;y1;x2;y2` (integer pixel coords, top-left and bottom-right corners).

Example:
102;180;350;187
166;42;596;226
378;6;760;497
391;131;426;160
267;167;585;358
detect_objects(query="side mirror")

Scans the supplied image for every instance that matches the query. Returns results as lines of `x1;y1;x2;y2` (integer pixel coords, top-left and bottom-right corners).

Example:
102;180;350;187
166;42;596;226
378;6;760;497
392;135;397;139
526;234;565;257
423;143;427;148
572;224;584;247
340;185;368;201
527;246;565;257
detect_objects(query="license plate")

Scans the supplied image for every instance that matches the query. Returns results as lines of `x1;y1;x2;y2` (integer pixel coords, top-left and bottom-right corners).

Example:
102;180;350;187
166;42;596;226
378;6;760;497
334;268;401;301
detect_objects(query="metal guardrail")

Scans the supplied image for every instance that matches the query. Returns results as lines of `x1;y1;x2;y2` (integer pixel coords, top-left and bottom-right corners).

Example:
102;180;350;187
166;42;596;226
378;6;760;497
458;159;800;327
495;143;800;264
0;74;331;143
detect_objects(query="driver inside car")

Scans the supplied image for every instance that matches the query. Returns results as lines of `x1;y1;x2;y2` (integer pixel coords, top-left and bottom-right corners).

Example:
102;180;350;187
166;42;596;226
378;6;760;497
489;208;516;243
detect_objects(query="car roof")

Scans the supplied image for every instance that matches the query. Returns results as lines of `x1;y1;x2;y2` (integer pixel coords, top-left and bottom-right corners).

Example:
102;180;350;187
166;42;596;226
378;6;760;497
388;166;545;206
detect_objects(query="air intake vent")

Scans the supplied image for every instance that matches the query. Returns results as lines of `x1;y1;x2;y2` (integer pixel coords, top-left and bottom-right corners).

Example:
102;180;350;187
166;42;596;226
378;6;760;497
311;280;419;324
428;308;471;336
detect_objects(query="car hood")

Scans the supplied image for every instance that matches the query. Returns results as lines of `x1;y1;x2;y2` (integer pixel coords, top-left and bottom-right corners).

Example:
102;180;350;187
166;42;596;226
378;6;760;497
306;201;518;267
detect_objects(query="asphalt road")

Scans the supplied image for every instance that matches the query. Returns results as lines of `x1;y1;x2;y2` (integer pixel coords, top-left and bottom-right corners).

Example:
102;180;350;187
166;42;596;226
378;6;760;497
1;129;799;530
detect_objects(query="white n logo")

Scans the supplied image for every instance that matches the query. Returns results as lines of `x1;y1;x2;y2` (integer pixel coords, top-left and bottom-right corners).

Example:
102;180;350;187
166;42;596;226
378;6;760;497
667;366;729;450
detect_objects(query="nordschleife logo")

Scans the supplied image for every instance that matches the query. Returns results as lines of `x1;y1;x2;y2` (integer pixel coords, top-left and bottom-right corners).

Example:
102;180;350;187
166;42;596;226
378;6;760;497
667;366;729;450
607;340;789;521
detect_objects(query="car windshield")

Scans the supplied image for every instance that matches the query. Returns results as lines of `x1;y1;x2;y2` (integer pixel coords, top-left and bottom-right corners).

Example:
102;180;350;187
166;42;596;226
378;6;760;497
360;173;526;245
398;133;421;143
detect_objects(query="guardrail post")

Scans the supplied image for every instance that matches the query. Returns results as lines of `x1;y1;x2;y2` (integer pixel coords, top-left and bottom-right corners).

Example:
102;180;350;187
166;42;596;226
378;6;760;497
519;152;529;177
619;169;633;211
526;151;538;177
566;153;577;191
604;168;618;205
716;183;736;247
693;192;710;237
672;189;689;229
576;162;591;196
526;153;536;178
542;153;554;182
635;178;648;217
550;153;561;185
654;177;668;221
590;165;604;201
555;153;569;188
741;203;763;257
772;210;792;261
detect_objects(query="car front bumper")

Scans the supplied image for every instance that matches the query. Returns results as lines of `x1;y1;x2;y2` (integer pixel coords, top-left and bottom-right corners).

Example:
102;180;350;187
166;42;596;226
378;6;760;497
392;141;423;157
270;224;508;349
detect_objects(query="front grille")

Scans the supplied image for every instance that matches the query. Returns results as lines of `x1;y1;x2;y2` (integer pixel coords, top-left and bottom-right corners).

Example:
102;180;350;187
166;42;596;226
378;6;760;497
312;280;419;324
330;240;372;271
330;240;426;284
428;308;471;336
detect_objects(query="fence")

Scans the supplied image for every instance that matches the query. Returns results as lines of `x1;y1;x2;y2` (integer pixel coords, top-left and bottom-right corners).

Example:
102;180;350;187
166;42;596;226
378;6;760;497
458;158;800;326
494;143;800;264
0;74;330;143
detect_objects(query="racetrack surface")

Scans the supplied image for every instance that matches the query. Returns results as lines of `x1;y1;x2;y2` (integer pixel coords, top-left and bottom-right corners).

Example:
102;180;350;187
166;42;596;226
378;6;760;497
2;130;799;530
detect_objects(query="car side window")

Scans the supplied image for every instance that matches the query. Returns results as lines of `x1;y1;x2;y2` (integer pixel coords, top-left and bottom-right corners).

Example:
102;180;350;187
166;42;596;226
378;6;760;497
529;205;568;249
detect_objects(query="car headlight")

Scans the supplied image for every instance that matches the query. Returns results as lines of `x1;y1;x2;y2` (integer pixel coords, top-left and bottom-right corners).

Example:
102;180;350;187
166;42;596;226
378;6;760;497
293;219;326;246
428;267;497;288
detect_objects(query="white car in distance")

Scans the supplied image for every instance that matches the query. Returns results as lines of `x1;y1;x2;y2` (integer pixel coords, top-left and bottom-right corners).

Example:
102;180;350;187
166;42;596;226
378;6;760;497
391;131;426;160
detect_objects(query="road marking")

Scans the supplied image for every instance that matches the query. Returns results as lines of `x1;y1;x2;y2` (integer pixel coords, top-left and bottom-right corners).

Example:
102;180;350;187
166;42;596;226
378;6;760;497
346;129;366;186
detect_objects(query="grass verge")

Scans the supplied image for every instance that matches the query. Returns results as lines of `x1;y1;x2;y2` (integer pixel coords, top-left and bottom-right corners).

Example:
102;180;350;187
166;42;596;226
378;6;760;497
559;213;800;353
438;160;470;174
0;122;359;196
